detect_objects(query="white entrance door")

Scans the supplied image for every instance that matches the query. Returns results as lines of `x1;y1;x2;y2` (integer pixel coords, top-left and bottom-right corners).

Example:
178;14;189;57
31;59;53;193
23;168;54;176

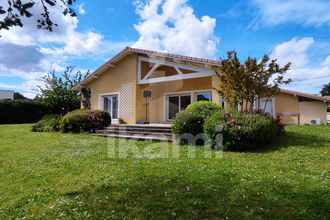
103;94;119;119
167;94;191;121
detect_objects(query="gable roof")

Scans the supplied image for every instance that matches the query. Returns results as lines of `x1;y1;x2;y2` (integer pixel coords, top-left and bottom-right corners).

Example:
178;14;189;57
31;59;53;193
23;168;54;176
280;88;330;102
73;47;221;90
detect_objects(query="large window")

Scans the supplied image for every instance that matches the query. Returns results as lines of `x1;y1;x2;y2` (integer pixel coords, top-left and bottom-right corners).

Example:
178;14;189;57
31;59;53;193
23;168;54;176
167;94;191;120
103;94;118;119
196;92;212;101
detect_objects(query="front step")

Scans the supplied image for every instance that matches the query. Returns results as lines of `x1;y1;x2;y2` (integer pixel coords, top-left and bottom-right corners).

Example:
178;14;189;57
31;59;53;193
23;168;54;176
93;124;174;142
92;133;173;142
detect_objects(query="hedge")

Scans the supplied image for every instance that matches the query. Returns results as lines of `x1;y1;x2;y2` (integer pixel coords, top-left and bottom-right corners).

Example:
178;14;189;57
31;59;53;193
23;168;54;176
0;100;50;124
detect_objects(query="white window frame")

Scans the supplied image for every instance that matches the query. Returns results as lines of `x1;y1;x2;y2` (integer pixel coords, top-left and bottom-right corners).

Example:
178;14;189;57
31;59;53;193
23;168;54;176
164;90;213;122
99;92;120;122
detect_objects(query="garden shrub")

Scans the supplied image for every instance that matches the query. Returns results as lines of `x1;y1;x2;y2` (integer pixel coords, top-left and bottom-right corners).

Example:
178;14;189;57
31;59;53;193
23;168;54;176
60;109;111;133
172;111;205;146
172;101;220;145
204;111;279;151
185;101;220;118
0;100;49;124
31;115;61;132
88;110;111;129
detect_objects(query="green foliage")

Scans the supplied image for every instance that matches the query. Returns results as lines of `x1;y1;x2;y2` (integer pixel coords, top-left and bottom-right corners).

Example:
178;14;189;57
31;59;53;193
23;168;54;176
172;111;204;145
81;88;91;109
88;110;111;129
31;114;61;132
185;101;220;118
320;82;330;96
204;111;280;151
37;66;88;114
0;100;49;124
172;101;220;145
60;109;90;133
0;0;76;35
214;51;291;112
60;109;111;133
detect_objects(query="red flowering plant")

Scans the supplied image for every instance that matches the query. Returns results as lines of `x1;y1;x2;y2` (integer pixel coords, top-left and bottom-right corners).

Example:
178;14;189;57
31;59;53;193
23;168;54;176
204;111;279;151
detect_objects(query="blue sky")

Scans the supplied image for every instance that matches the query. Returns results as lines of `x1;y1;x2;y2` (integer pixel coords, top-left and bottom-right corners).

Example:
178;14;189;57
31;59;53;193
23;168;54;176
0;0;330;98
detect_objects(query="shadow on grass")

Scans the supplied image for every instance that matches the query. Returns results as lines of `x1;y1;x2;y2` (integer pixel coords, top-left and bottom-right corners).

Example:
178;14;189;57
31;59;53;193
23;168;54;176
277;130;330;149
52;173;330;219
247;129;330;153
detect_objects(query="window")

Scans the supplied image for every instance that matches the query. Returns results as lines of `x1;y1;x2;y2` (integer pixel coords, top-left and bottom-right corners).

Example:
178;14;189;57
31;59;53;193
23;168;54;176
167;94;191;120
196;92;212;101
103;94;118;119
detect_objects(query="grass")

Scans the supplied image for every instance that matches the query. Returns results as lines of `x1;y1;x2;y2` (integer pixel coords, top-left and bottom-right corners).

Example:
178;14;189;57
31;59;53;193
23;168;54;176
0;124;329;219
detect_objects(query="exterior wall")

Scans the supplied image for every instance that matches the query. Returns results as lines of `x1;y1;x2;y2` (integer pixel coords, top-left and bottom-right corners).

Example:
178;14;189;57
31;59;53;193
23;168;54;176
0;90;14;100
87;54;137;124
275;92;327;125
136;77;212;123
275;93;299;124
299;101;327;124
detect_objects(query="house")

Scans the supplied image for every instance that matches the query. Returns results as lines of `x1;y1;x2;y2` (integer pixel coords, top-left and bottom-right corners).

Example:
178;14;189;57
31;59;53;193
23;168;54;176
73;47;330;125
0;90;14;100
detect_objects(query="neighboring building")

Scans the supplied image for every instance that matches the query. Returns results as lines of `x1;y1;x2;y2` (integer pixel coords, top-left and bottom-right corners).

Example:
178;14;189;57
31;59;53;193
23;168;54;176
73;47;330;125
0;90;14;100
258;89;330;125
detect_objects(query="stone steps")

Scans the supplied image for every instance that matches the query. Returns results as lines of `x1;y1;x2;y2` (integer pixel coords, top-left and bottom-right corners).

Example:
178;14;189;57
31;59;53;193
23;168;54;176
94;124;173;142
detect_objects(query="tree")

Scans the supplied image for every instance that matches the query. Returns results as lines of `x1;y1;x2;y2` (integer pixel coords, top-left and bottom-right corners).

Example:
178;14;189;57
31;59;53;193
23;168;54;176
0;0;76;34
320;83;330;96
80;87;91;109
37;66;88;114
214;51;292;113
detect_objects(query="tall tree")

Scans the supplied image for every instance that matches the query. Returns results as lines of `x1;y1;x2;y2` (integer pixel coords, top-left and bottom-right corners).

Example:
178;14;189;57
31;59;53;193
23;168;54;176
214;51;292;113
37;66;88;114
320;83;330;96
0;0;76;34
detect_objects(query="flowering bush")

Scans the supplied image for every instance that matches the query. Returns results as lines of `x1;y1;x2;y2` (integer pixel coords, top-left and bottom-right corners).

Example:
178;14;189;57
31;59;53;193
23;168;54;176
204;111;280;151
88;110;111;130
60;109;111;133
172;111;205;146
172;101;220;145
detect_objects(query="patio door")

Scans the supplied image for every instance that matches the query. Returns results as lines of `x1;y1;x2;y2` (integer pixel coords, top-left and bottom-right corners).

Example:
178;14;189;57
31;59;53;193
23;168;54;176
103;94;118;119
167;94;191;121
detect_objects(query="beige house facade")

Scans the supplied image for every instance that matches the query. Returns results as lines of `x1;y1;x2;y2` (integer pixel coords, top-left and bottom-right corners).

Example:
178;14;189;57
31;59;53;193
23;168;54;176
73;47;330;125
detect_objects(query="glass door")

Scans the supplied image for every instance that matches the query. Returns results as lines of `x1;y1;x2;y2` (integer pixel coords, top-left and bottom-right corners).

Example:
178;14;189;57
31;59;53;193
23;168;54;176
104;94;118;119
167;94;191;120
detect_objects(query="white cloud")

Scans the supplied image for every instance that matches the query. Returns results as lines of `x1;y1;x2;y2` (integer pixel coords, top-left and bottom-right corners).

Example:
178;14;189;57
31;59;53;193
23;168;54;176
251;0;330;27
271;37;314;69
0;3;130;97
271;37;330;93
78;4;86;15
132;0;219;58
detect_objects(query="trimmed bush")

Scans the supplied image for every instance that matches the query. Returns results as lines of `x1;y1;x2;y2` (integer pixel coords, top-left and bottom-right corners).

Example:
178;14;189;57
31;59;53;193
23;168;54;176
0;100;49;124
172;101;220;145
31;115;61;132
88;110;111;130
204;111;280;151
60;109;111;133
172;111;204;145
185;101;220;119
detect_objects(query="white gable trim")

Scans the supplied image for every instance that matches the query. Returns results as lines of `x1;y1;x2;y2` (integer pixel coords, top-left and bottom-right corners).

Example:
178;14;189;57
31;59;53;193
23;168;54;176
138;56;214;84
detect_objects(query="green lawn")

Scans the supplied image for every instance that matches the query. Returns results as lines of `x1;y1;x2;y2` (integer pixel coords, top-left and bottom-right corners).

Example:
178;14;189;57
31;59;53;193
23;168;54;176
0;124;329;219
